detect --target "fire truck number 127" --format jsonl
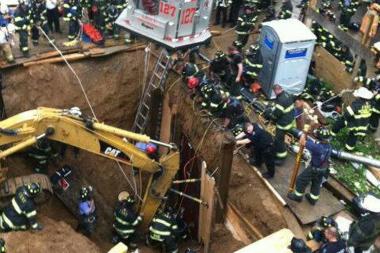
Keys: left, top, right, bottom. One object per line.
{"left": 159, "top": 2, "right": 176, "bottom": 16}
{"left": 181, "top": 8, "right": 196, "bottom": 24}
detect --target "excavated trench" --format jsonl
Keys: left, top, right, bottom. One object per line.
{"left": 0, "top": 44, "right": 289, "bottom": 252}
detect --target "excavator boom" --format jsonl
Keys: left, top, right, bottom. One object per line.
{"left": 0, "top": 107, "right": 180, "bottom": 228}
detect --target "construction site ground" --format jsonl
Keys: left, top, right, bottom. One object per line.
{"left": 0, "top": 10, "right": 378, "bottom": 252}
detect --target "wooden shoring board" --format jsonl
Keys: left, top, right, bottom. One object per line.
{"left": 225, "top": 204, "right": 253, "bottom": 245}
{"left": 314, "top": 46, "right": 354, "bottom": 91}
{"left": 0, "top": 173, "right": 53, "bottom": 198}
{"left": 234, "top": 228, "right": 294, "bottom": 253}
{"left": 258, "top": 156, "right": 344, "bottom": 225}
{"left": 198, "top": 161, "right": 215, "bottom": 253}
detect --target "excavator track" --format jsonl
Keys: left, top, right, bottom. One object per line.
{"left": 0, "top": 173, "right": 53, "bottom": 198}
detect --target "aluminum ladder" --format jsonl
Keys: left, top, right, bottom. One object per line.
{"left": 132, "top": 49, "right": 171, "bottom": 134}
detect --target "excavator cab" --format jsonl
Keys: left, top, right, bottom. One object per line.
{"left": 115, "top": 0, "right": 213, "bottom": 49}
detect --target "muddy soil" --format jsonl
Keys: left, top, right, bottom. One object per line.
{"left": 1, "top": 215, "right": 101, "bottom": 253}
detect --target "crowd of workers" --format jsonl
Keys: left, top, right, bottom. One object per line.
{"left": 0, "top": 0, "right": 128, "bottom": 61}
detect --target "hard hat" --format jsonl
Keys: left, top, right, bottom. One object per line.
{"left": 80, "top": 186, "right": 93, "bottom": 200}
{"left": 187, "top": 76, "right": 199, "bottom": 89}
{"left": 288, "top": 237, "right": 312, "bottom": 253}
{"left": 27, "top": 183, "right": 41, "bottom": 197}
{"left": 314, "top": 127, "right": 331, "bottom": 142}
{"left": 320, "top": 216, "right": 336, "bottom": 228}
{"left": 353, "top": 87, "right": 374, "bottom": 100}
{"left": 359, "top": 193, "right": 380, "bottom": 213}
{"left": 118, "top": 191, "right": 135, "bottom": 204}
{"left": 214, "top": 50, "right": 225, "bottom": 59}
{"left": 146, "top": 143, "right": 157, "bottom": 154}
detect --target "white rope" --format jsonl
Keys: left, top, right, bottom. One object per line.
{"left": 38, "top": 26, "right": 97, "bottom": 120}
{"left": 38, "top": 27, "right": 143, "bottom": 200}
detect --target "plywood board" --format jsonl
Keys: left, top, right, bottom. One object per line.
{"left": 234, "top": 229, "right": 294, "bottom": 253}
{"left": 198, "top": 162, "right": 215, "bottom": 253}
{"left": 259, "top": 155, "right": 344, "bottom": 225}
{"left": 314, "top": 46, "right": 353, "bottom": 92}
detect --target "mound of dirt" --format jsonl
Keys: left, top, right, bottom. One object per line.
{"left": 1, "top": 215, "right": 101, "bottom": 253}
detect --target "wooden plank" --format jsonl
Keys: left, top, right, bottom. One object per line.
{"left": 215, "top": 141, "right": 234, "bottom": 222}
{"left": 314, "top": 46, "right": 354, "bottom": 91}
{"left": 263, "top": 156, "right": 344, "bottom": 225}
{"left": 228, "top": 202, "right": 263, "bottom": 239}
{"left": 225, "top": 206, "right": 252, "bottom": 245}
{"left": 198, "top": 162, "right": 215, "bottom": 253}
{"left": 23, "top": 53, "right": 87, "bottom": 66}
{"left": 234, "top": 228, "right": 294, "bottom": 253}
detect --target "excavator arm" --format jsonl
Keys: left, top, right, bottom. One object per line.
{"left": 0, "top": 107, "right": 180, "bottom": 228}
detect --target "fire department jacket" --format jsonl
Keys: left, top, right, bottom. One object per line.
{"left": 113, "top": 204, "right": 142, "bottom": 238}
{"left": 344, "top": 98, "right": 372, "bottom": 134}
{"left": 1, "top": 186, "right": 38, "bottom": 230}
{"left": 14, "top": 5, "right": 31, "bottom": 31}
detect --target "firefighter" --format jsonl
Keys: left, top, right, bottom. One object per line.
{"left": 113, "top": 0, "right": 127, "bottom": 14}
{"left": 338, "top": 0, "right": 359, "bottom": 31}
{"left": 105, "top": 4, "right": 120, "bottom": 39}
{"left": 331, "top": 87, "right": 373, "bottom": 151}
{"left": 199, "top": 79, "right": 226, "bottom": 116}
{"left": 287, "top": 127, "right": 332, "bottom": 205}
{"left": 278, "top": 0, "right": 293, "bottom": 19}
{"left": 348, "top": 194, "right": 380, "bottom": 253}
{"left": 235, "top": 5, "right": 256, "bottom": 47}
{"left": 235, "top": 122, "right": 276, "bottom": 178}
{"left": 112, "top": 191, "right": 142, "bottom": 250}
{"left": 227, "top": 45, "right": 244, "bottom": 99}
{"left": 319, "top": 227, "right": 348, "bottom": 253}
{"left": 264, "top": 84, "right": 295, "bottom": 162}
{"left": 92, "top": 0, "right": 106, "bottom": 35}
{"left": 209, "top": 50, "right": 231, "bottom": 85}
{"left": 370, "top": 83, "right": 380, "bottom": 132}
{"left": 0, "top": 22, "right": 15, "bottom": 63}
{"left": 77, "top": 186, "right": 97, "bottom": 236}
{"left": 243, "top": 44, "right": 263, "bottom": 87}
{"left": 339, "top": 45, "right": 354, "bottom": 73}
{"left": 147, "top": 207, "right": 180, "bottom": 253}
{"left": 306, "top": 216, "right": 337, "bottom": 243}
{"left": 214, "top": 0, "right": 231, "bottom": 27}
{"left": 0, "top": 183, "right": 43, "bottom": 232}
{"left": 182, "top": 61, "right": 204, "bottom": 84}
{"left": 0, "top": 239, "right": 5, "bottom": 253}
{"left": 222, "top": 95, "right": 246, "bottom": 129}
{"left": 228, "top": 0, "right": 243, "bottom": 26}
{"left": 14, "top": 0, "right": 31, "bottom": 57}
{"left": 30, "top": 0, "right": 52, "bottom": 46}
{"left": 63, "top": 0, "right": 82, "bottom": 41}
{"left": 28, "top": 138, "right": 58, "bottom": 174}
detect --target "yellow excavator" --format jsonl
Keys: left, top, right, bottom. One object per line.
{"left": 0, "top": 107, "right": 180, "bottom": 228}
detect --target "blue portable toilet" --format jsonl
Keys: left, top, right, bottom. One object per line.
{"left": 258, "top": 19, "right": 316, "bottom": 98}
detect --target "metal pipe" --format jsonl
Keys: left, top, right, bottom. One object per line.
{"left": 289, "top": 128, "right": 380, "bottom": 169}
{"left": 169, "top": 188, "right": 208, "bottom": 206}
{"left": 172, "top": 178, "right": 201, "bottom": 184}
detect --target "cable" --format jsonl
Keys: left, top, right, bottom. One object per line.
{"left": 38, "top": 26, "right": 97, "bottom": 120}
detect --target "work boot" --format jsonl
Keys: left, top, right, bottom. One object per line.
{"left": 249, "top": 158, "right": 262, "bottom": 167}
{"left": 262, "top": 172, "right": 274, "bottom": 179}
{"left": 287, "top": 192, "right": 303, "bottom": 202}
{"left": 275, "top": 159, "right": 285, "bottom": 166}
{"left": 23, "top": 51, "right": 30, "bottom": 58}
{"left": 305, "top": 193, "right": 318, "bottom": 205}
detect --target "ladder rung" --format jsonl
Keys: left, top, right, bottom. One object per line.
{"left": 158, "top": 62, "right": 167, "bottom": 69}
{"left": 154, "top": 72, "right": 162, "bottom": 79}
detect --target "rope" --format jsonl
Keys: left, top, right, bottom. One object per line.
{"left": 38, "top": 27, "right": 142, "bottom": 199}
{"left": 38, "top": 27, "right": 97, "bottom": 120}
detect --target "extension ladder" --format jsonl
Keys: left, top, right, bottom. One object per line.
{"left": 132, "top": 49, "right": 171, "bottom": 134}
